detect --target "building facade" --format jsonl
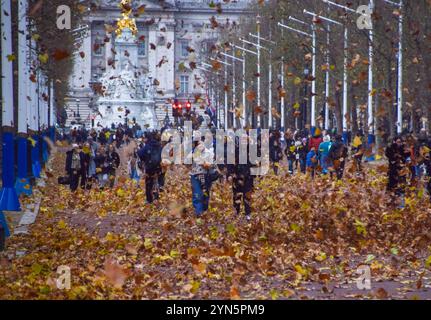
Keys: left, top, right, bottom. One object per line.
{"left": 65, "top": 0, "right": 252, "bottom": 128}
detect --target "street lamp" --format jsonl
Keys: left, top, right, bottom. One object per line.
{"left": 382, "top": 0, "right": 404, "bottom": 133}
{"left": 256, "top": 15, "right": 261, "bottom": 128}
{"left": 233, "top": 43, "right": 257, "bottom": 128}
{"left": 219, "top": 50, "right": 245, "bottom": 129}
{"left": 323, "top": 0, "right": 375, "bottom": 133}
{"left": 303, "top": 9, "right": 347, "bottom": 132}
{"left": 249, "top": 33, "right": 276, "bottom": 129}
{"left": 278, "top": 21, "right": 315, "bottom": 128}
{"left": 287, "top": 15, "right": 317, "bottom": 128}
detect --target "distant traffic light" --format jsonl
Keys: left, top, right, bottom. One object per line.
{"left": 172, "top": 99, "right": 183, "bottom": 118}
{"left": 185, "top": 100, "right": 191, "bottom": 112}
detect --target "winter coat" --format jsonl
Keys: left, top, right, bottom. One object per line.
{"left": 227, "top": 139, "right": 254, "bottom": 193}
{"left": 138, "top": 139, "right": 162, "bottom": 175}
{"left": 308, "top": 137, "right": 323, "bottom": 153}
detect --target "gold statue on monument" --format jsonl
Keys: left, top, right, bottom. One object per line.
{"left": 116, "top": 0, "right": 138, "bottom": 36}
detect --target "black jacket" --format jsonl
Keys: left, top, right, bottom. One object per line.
{"left": 138, "top": 139, "right": 162, "bottom": 174}
{"left": 227, "top": 138, "right": 254, "bottom": 193}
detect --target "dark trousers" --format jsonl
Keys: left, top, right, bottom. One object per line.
{"left": 145, "top": 173, "right": 159, "bottom": 203}
{"left": 191, "top": 175, "right": 210, "bottom": 216}
{"left": 332, "top": 160, "right": 345, "bottom": 179}
{"left": 233, "top": 190, "right": 252, "bottom": 216}
{"left": 80, "top": 170, "right": 87, "bottom": 188}
{"left": 158, "top": 172, "right": 166, "bottom": 190}
{"left": 354, "top": 156, "right": 363, "bottom": 172}
{"left": 272, "top": 162, "right": 279, "bottom": 175}
{"left": 70, "top": 171, "right": 80, "bottom": 191}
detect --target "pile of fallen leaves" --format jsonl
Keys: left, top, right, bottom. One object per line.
{"left": 1, "top": 150, "right": 431, "bottom": 300}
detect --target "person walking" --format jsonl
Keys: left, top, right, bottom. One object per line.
{"left": 227, "top": 133, "right": 255, "bottom": 221}
{"left": 385, "top": 137, "right": 410, "bottom": 199}
{"left": 187, "top": 139, "right": 214, "bottom": 217}
{"left": 106, "top": 144, "right": 120, "bottom": 188}
{"left": 80, "top": 142, "right": 91, "bottom": 189}
{"left": 306, "top": 146, "right": 318, "bottom": 179}
{"left": 328, "top": 135, "right": 348, "bottom": 179}
{"left": 94, "top": 146, "right": 109, "bottom": 188}
{"left": 138, "top": 132, "right": 162, "bottom": 203}
{"left": 352, "top": 132, "right": 365, "bottom": 175}
{"left": 65, "top": 144, "right": 82, "bottom": 191}
{"left": 269, "top": 130, "right": 283, "bottom": 175}
{"left": 318, "top": 135, "right": 332, "bottom": 175}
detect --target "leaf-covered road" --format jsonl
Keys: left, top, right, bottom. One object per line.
{"left": 1, "top": 149, "right": 431, "bottom": 299}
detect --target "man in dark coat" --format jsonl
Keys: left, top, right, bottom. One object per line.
{"left": 138, "top": 132, "right": 162, "bottom": 203}
{"left": 227, "top": 133, "right": 255, "bottom": 221}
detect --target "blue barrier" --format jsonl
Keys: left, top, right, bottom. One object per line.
{"left": 42, "top": 132, "right": 48, "bottom": 164}
{"left": 15, "top": 136, "right": 32, "bottom": 196}
{"left": 0, "top": 132, "right": 21, "bottom": 211}
{"left": 31, "top": 134, "right": 41, "bottom": 178}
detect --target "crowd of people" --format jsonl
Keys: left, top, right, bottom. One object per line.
{"left": 61, "top": 122, "right": 431, "bottom": 219}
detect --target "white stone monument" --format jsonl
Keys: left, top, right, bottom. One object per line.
{"left": 94, "top": 25, "right": 157, "bottom": 129}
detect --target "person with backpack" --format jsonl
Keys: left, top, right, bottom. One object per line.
{"left": 328, "top": 135, "right": 348, "bottom": 179}
{"left": 138, "top": 132, "right": 162, "bottom": 203}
